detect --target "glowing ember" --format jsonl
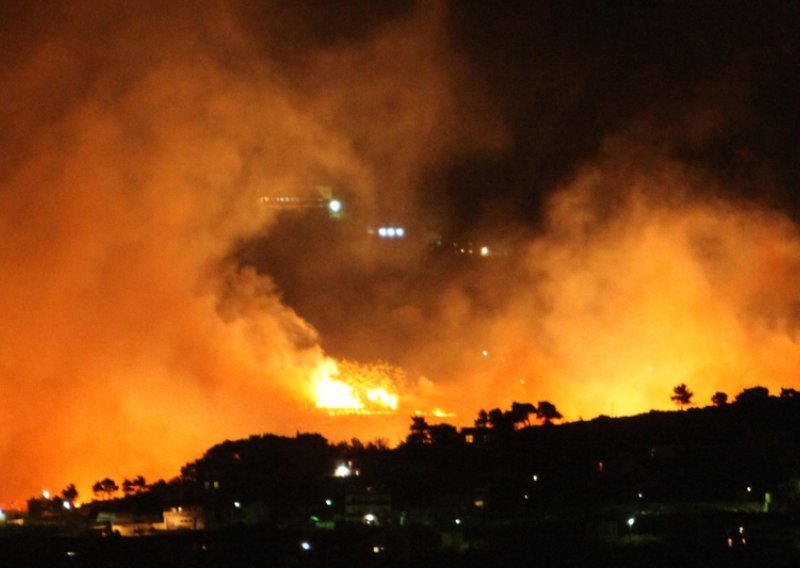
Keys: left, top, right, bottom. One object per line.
{"left": 431, "top": 408, "right": 455, "bottom": 418}
{"left": 311, "top": 359, "right": 401, "bottom": 414}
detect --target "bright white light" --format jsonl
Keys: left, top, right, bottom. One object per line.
{"left": 378, "top": 227, "right": 388, "bottom": 237}
{"left": 480, "top": 246, "right": 489, "bottom": 256}
{"left": 366, "top": 387, "right": 398, "bottom": 410}
{"left": 638, "top": 493, "right": 643, "bottom": 499}
{"left": 66, "top": 551, "right": 77, "bottom": 557}
{"left": 396, "top": 227, "right": 405, "bottom": 237}
{"left": 0, "top": 509, "right": 5, "bottom": 521}
{"left": 482, "top": 350, "right": 489, "bottom": 357}
{"left": 747, "top": 486, "right": 752, "bottom": 493}
{"left": 363, "top": 513, "right": 376, "bottom": 525}
{"left": 233, "top": 501, "right": 241, "bottom": 508}
{"left": 532, "top": 474, "right": 538, "bottom": 482}
{"left": 387, "top": 227, "right": 396, "bottom": 237}
{"left": 373, "top": 545, "right": 384, "bottom": 554}
{"left": 455, "top": 518, "right": 462, "bottom": 525}
{"left": 334, "top": 464, "right": 352, "bottom": 478}
{"left": 328, "top": 199, "right": 342, "bottom": 213}
{"left": 300, "top": 541, "right": 312, "bottom": 551}
{"left": 42, "top": 490, "right": 50, "bottom": 500}
{"left": 325, "top": 499, "right": 333, "bottom": 507}
{"left": 627, "top": 517, "right": 635, "bottom": 527}
{"left": 63, "top": 501, "right": 72, "bottom": 510}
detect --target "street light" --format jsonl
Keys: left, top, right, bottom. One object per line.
{"left": 334, "top": 463, "right": 352, "bottom": 478}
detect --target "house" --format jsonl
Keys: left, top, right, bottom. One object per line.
{"left": 163, "top": 506, "right": 205, "bottom": 531}
{"left": 96, "top": 511, "right": 163, "bottom": 536}
{"left": 344, "top": 486, "right": 391, "bottom": 524}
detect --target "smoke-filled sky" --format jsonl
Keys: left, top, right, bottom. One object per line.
{"left": 1, "top": 1, "right": 799, "bottom": 504}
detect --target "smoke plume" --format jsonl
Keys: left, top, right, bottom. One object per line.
{"left": 0, "top": 0, "right": 501, "bottom": 503}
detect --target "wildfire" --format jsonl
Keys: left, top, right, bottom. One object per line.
{"left": 311, "top": 359, "right": 401, "bottom": 414}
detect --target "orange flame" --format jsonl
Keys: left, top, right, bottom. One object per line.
{"left": 311, "top": 359, "right": 400, "bottom": 414}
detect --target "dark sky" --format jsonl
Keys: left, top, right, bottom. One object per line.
{"left": 438, "top": 1, "right": 800, "bottom": 231}
{"left": 217, "top": 1, "right": 800, "bottom": 236}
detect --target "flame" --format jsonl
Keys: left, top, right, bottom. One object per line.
{"left": 431, "top": 407, "right": 455, "bottom": 418}
{"left": 311, "top": 359, "right": 401, "bottom": 414}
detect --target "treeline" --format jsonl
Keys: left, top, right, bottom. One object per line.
{"left": 26, "top": 385, "right": 800, "bottom": 516}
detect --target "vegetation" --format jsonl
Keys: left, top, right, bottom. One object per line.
{"left": 711, "top": 391, "right": 728, "bottom": 407}
{"left": 22, "top": 385, "right": 800, "bottom": 535}
{"left": 671, "top": 383, "right": 693, "bottom": 410}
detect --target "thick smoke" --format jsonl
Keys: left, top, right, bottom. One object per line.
{"left": 0, "top": 1, "right": 502, "bottom": 504}
{"left": 3, "top": 1, "right": 798, "bottom": 505}
{"left": 252, "top": 39, "right": 800, "bottom": 435}
{"left": 422, "top": 136, "right": 800, "bottom": 422}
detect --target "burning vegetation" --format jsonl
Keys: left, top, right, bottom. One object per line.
{"left": 311, "top": 359, "right": 400, "bottom": 415}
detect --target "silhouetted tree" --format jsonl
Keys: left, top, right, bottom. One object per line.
{"left": 406, "top": 416, "right": 431, "bottom": 445}
{"left": 671, "top": 383, "right": 693, "bottom": 410}
{"left": 122, "top": 477, "right": 147, "bottom": 496}
{"left": 711, "top": 391, "right": 728, "bottom": 407}
{"left": 475, "top": 409, "right": 489, "bottom": 428}
{"left": 60, "top": 483, "right": 78, "bottom": 503}
{"left": 26, "top": 496, "right": 47, "bottom": 518}
{"left": 487, "top": 408, "right": 514, "bottom": 433}
{"left": 780, "top": 387, "right": 800, "bottom": 399}
{"left": 366, "top": 438, "right": 389, "bottom": 451}
{"left": 735, "top": 386, "right": 769, "bottom": 404}
{"left": 536, "top": 401, "right": 563, "bottom": 424}
{"left": 510, "top": 401, "right": 537, "bottom": 427}
{"left": 92, "top": 478, "right": 119, "bottom": 500}
{"left": 133, "top": 475, "right": 147, "bottom": 492}
{"left": 429, "top": 423, "right": 461, "bottom": 446}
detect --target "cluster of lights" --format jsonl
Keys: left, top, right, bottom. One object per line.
{"left": 333, "top": 462, "right": 360, "bottom": 478}
{"left": 260, "top": 196, "right": 303, "bottom": 204}
{"left": 257, "top": 196, "right": 344, "bottom": 217}
{"left": 453, "top": 244, "right": 491, "bottom": 256}
{"left": 377, "top": 226, "right": 405, "bottom": 238}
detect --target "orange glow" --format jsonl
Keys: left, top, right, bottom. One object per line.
{"left": 312, "top": 359, "right": 400, "bottom": 414}
{"left": 0, "top": 0, "right": 508, "bottom": 505}
{"left": 3, "top": 0, "right": 800, "bottom": 511}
